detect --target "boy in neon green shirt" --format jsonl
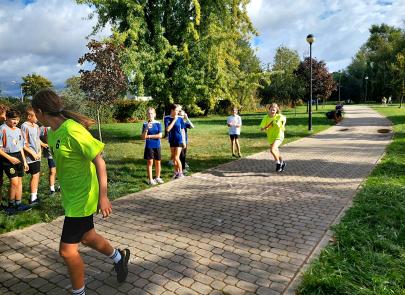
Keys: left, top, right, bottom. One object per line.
{"left": 32, "top": 89, "right": 130, "bottom": 295}
{"left": 260, "top": 103, "right": 287, "bottom": 172}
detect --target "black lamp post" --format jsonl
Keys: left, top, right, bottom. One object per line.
{"left": 365, "top": 76, "right": 369, "bottom": 103}
{"left": 306, "top": 34, "right": 315, "bottom": 131}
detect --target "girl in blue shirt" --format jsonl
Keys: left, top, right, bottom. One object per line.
{"left": 141, "top": 108, "right": 164, "bottom": 185}
{"left": 164, "top": 104, "right": 185, "bottom": 178}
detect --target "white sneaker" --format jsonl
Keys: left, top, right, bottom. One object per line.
{"left": 155, "top": 177, "right": 164, "bottom": 184}
{"left": 177, "top": 173, "right": 185, "bottom": 178}
{"left": 147, "top": 179, "right": 157, "bottom": 185}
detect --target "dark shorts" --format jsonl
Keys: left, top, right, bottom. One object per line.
{"left": 27, "top": 161, "right": 41, "bottom": 175}
{"left": 61, "top": 215, "right": 94, "bottom": 244}
{"left": 0, "top": 157, "right": 3, "bottom": 177}
{"left": 3, "top": 152, "right": 24, "bottom": 179}
{"left": 144, "top": 147, "right": 161, "bottom": 160}
{"left": 47, "top": 158, "right": 56, "bottom": 168}
{"left": 169, "top": 142, "right": 183, "bottom": 148}
{"left": 230, "top": 134, "right": 240, "bottom": 140}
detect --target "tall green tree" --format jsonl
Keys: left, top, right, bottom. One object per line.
{"left": 21, "top": 74, "right": 53, "bottom": 98}
{"left": 260, "top": 46, "right": 302, "bottom": 106}
{"left": 77, "top": 0, "right": 260, "bottom": 115}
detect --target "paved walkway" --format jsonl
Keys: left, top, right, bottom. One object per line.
{"left": 0, "top": 106, "right": 392, "bottom": 295}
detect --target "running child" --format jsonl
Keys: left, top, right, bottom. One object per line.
{"left": 32, "top": 89, "right": 130, "bottom": 295}
{"left": 227, "top": 107, "right": 242, "bottom": 157}
{"left": 0, "top": 109, "right": 31, "bottom": 215}
{"left": 40, "top": 126, "right": 59, "bottom": 194}
{"left": 164, "top": 104, "right": 185, "bottom": 178}
{"left": 21, "top": 107, "right": 42, "bottom": 205}
{"left": 141, "top": 107, "right": 164, "bottom": 185}
{"left": 0, "top": 104, "right": 8, "bottom": 209}
{"left": 178, "top": 109, "right": 194, "bottom": 173}
{"left": 260, "top": 103, "right": 287, "bottom": 172}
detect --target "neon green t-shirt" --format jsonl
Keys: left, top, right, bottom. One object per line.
{"left": 260, "top": 113, "right": 286, "bottom": 144}
{"left": 48, "top": 119, "right": 104, "bottom": 217}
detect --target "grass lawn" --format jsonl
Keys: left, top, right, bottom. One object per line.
{"left": 298, "top": 104, "right": 405, "bottom": 295}
{"left": 0, "top": 105, "right": 334, "bottom": 233}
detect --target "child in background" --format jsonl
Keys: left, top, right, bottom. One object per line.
{"left": 0, "top": 109, "right": 30, "bottom": 215}
{"left": 32, "top": 89, "right": 130, "bottom": 295}
{"left": 164, "top": 104, "right": 185, "bottom": 179}
{"left": 227, "top": 107, "right": 242, "bottom": 157}
{"left": 260, "top": 103, "right": 287, "bottom": 172}
{"left": 141, "top": 107, "right": 164, "bottom": 185}
{"left": 0, "top": 104, "right": 8, "bottom": 210}
{"left": 40, "top": 126, "right": 59, "bottom": 194}
{"left": 21, "top": 107, "right": 42, "bottom": 205}
{"left": 178, "top": 109, "right": 194, "bottom": 173}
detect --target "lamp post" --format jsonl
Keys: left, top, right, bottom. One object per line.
{"left": 365, "top": 76, "right": 369, "bottom": 103}
{"left": 306, "top": 34, "right": 315, "bottom": 131}
{"left": 11, "top": 81, "right": 23, "bottom": 102}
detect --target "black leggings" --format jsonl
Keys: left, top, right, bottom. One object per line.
{"left": 180, "top": 147, "right": 187, "bottom": 170}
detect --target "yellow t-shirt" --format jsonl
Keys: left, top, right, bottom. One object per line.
{"left": 260, "top": 114, "right": 286, "bottom": 144}
{"left": 48, "top": 119, "right": 104, "bottom": 217}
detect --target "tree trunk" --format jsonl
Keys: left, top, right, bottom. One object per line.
{"left": 97, "top": 107, "right": 103, "bottom": 142}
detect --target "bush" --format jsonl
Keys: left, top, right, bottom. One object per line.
{"left": 214, "top": 99, "right": 234, "bottom": 115}
{"left": 114, "top": 99, "right": 151, "bottom": 122}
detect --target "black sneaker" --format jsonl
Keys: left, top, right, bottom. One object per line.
{"left": 114, "top": 248, "right": 130, "bottom": 283}
{"left": 29, "top": 198, "right": 40, "bottom": 206}
{"left": 16, "top": 204, "right": 32, "bottom": 212}
{"left": 4, "top": 206, "right": 17, "bottom": 216}
{"left": 276, "top": 163, "right": 281, "bottom": 172}
{"left": 281, "top": 161, "right": 286, "bottom": 172}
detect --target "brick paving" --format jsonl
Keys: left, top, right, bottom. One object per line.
{"left": 0, "top": 106, "right": 392, "bottom": 294}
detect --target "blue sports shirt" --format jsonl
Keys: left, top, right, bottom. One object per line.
{"left": 142, "top": 121, "right": 162, "bottom": 149}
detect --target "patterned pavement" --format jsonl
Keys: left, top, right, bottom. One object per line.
{"left": 0, "top": 105, "right": 392, "bottom": 294}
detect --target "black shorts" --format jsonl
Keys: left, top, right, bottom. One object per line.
{"left": 230, "top": 134, "right": 240, "bottom": 140}
{"left": 27, "top": 161, "right": 41, "bottom": 174}
{"left": 144, "top": 147, "right": 161, "bottom": 160}
{"left": 3, "top": 152, "right": 24, "bottom": 179}
{"left": 169, "top": 142, "right": 183, "bottom": 148}
{"left": 61, "top": 215, "right": 94, "bottom": 244}
{"left": 0, "top": 157, "right": 3, "bottom": 177}
{"left": 47, "top": 158, "right": 56, "bottom": 168}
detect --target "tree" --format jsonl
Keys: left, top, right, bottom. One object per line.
{"left": 76, "top": 0, "right": 260, "bottom": 115}
{"left": 260, "top": 46, "right": 303, "bottom": 106}
{"left": 78, "top": 39, "right": 128, "bottom": 141}
{"left": 295, "top": 57, "right": 336, "bottom": 103}
{"left": 21, "top": 74, "right": 53, "bottom": 98}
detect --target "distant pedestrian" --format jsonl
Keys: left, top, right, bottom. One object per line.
{"left": 382, "top": 96, "right": 387, "bottom": 105}
{"left": 260, "top": 103, "right": 287, "bottom": 172}
{"left": 227, "top": 107, "right": 242, "bottom": 157}
{"left": 388, "top": 95, "right": 392, "bottom": 104}
{"left": 164, "top": 104, "right": 185, "bottom": 178}
{"left": 178, "top": 109, "right": 194, "bottom": 173}
{"left": 32, "top": 89, "right": 130, "bottom": 295}
{"left": 141, "top": 107, "right": 164, "bottom": 185}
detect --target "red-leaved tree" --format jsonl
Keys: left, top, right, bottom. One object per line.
{"left": 79, "top": 39, "right": 128, "bottom": 141}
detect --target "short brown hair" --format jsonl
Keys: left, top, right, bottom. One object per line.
{"left": 0, "top": 104, "right": 9, "bottom": 114}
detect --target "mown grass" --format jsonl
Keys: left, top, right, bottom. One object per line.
{"left": 298, "top": 104, "right": 405, "bottom": 295}
{"left": 0, "top": 105, "right": 335, "bottom": 233}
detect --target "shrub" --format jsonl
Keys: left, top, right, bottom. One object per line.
{"left": 114, "top": 99, "right": 150, "bottom": 122}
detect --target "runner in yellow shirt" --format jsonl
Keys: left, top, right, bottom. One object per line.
{"left": 32, "top": 89, "right": 130, "bottom": 295}
{"left": 260, "top": 103, "right": 287, "bottom": 172}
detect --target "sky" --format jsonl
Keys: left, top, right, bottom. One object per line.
{"left": 0, "top": 0, "right": 404, "bottom": 96}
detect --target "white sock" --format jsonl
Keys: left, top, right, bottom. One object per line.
{"left": 109, "top": 249, "right": 122, "bottom": 263}
{"left": 276, "top": 160, "right": 281, "bottom": 164}
{"left": 50, "top": 185, "right": 55, "bottom": 192}
{"left": 31, "top": 193, "right": 37, "bottom": 202}
{"left": 72, "top": 286, "right": 85, "bottom": 295}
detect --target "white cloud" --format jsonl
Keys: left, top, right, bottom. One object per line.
{"left": 247, "top": 0, "right": 405, "bottom": 72}
{"left": 0, "top": 0, "right": 110, "bottom": 96}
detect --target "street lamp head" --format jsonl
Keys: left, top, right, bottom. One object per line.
{"left": 306, "top": 34, "right": 315, "bottom": 44}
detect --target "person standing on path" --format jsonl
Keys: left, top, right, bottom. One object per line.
{"left": 141, "top": 107, "right": 164, "bottom": 185}
{"left": 260, "top": 103, "right": 287, "bottom": 172}
{"left": 0, "top": 104, "right": 8, "bottom": 209}
{"left": 164, "top": 104, "right": 185, "bottom": 178}
{"left": 227, "top": 107, "right": 242, "bottom": 157}
{"left": 32, "top": 89, "right": 130, "bottom": 295}
{"left": 178, "top": 109, "right": 194, "bottom": 173}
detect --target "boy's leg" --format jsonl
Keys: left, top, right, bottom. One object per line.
{"left": 230, "top": 138, "right": 235, "bottom": 155}
{"left": 174, "top": 147, "right": 182, "bottom": 173}
{"left": 59, "top": 242, "right": 85, "bottom": 290}
{"left": 49, "top": 167, "right": 57, "bottom": 192}
{"left": 155, "top": 160, "right": 161, "bottom": 178}
{"left": 235, "top": 138, "right": 241, "bottom": 157}
{"left": 146, "top": 160, "right": 153, "bottom": 181}
{"left": 30, "top": 173, "right": 40, "bottom": 202}
{"left": 9, "top": 177, "right": 19, "bottom": 202}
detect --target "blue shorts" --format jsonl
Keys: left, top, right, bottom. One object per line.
{"left": 47, "top": 158, "right": 56, "bottom": 168}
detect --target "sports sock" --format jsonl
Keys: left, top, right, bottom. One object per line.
{"left": 15, "top": 200, "right": 21, "bottom": 206}
{"left": 50, "top": 185, "right": 55, "bottom": 192}
{"left": 31, "top": 192, "right": 37, "bottom": 202}
{"left": 276, "top": 160, "right": 281, "bottom": 164}
{"left": 72, "top": 286, "right": 85, "bottom": 295}
{"left": 8, "top": 200, "right": 15, "bottom": 207}
{"left": 109, "top": 249, "right": 122, "bottom": 263}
